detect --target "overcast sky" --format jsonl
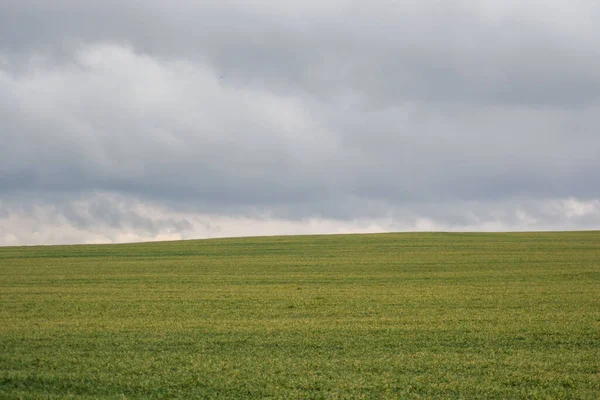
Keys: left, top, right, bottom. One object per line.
{"left": 1, "top": 1, "right": 600, "bottom": 245}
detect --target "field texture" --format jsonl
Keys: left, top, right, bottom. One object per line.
{"left": 1, "top": 232, "right": 599, "bottom": 399}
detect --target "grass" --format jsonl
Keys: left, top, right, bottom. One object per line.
{"left": 0, "top": 231, "right": 599, "bottom": 399}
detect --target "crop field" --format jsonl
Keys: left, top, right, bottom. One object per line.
{"left": 1, "top": 232, "right": 599, "bottom": 399}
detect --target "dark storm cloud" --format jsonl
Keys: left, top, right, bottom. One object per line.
{"left": 1, "top": 1, "right": 600, "bottom": 244}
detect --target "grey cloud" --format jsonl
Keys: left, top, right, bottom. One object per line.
{"left": 49, "top": 194, "right": 193, "bottom": 234}
{"left": 1, "top": 193, "right": 599, "bottom": 246}
{"left": 1, "top": 42, "right": 600, "bottom": 218}
{"left": 1, "top": 1, "right": 600, "bottom": 244}
{"left": 3, "top": 1, "right": 600, "bottom": 107}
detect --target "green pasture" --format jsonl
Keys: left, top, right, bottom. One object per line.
{"left": 1, "top": 232, "right": 599, "bottom": 398}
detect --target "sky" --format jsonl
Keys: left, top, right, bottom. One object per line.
{"left": 1, "top": 0, "right": 600, "bottom": 245}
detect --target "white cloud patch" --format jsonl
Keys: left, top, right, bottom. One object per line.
{"left": 546, "top": 197, "right": 600, "bottom": 219}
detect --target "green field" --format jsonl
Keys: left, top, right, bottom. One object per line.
{"left": 1, "top": 232, "right": 599, "bottom": 399}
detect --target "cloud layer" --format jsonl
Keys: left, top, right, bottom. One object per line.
{"left": 2, "top": 1, "right": 600, "bottom": 245}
